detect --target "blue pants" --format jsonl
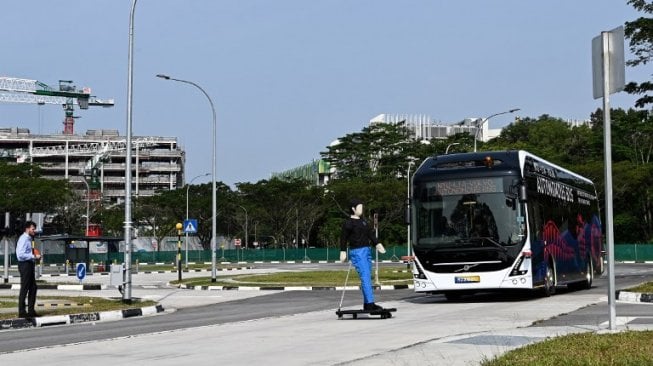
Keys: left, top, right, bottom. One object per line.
{"left": 350, "top": 246, "right": 374, "bottom": 304}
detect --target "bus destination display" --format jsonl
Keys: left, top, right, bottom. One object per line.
{"left": 433, "top": 178, "right": 503, "bottom": 196}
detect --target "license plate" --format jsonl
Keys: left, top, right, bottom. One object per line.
{"left": 455, "top": 276, "right": 480, "bottom": 284}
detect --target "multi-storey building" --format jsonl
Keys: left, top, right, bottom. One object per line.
{"left": 0, "top": 127, "right": 185, "bottom": 205}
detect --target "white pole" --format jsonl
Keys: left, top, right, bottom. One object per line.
{"left": 602, "top": 31, "right": 617, "bottom": 331}
{"left": 406, "top": 162, "right": 412, "bottom": 261}
{"left": 81, "top": 177, "right": 90, "bottom": 235}
{"left": 3, "top": 212, "right": 8, "bottom": 283}
{"left": 123, "top": 0, "right": 138, "bottom": 303}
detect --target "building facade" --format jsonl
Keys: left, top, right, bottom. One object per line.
{"left": 0, "top": 127, "right": 185, "bottom": 204}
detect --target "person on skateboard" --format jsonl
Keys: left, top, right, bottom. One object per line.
{"left": 340, "top": 198, "right": 386, "bottom": 312}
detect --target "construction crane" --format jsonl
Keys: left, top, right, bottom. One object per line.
{"left": 0, "top": 76, "right": 114, "bottom": 135}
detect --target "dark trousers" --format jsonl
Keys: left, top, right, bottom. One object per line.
{"left": 18, "top": 260, "right": 37, "bottom": 315}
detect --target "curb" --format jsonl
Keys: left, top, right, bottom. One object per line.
{"left": 616, "top": 291, "right": 653, "bottom": 303}
{"left": 0, "top": 266, "right": 255, "bottom": 279}
{"left": 175, "top": 283, "right": 414, "bottom": 291}
{"left": 0, "top": 304, "right": 164, "bottom": 331}
{"left": 0, "top": 284, "right": 105, "bottom": 290}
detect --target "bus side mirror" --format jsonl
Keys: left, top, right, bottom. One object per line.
{"left": 519, "top": 185, "right": 527, "bottom": 203}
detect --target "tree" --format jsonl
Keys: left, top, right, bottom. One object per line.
{"left": 0, "top": 161, "right": 71, "bottom": 234}
{"left": 624, "top": 0, "right": 653, "bottom": 108}
{"left": 321, "top": 122, "right": 414, "bottom": 180}
{"left": 321, "top": 177, "right": 406, "bottom": 246}
{"left": 237, "top": 178, "right": 319, "bottom": 247}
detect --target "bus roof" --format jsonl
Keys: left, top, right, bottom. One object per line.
{"left": 416, "top": 150, "right": 595, "bottom": 186}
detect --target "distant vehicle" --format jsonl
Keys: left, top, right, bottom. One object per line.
{"left": 410, "top": 150, "right": 604, "bottom": 300}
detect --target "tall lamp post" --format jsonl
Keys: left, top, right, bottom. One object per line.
{"left": 156, "top": 74, "right": 218, "bottom": 282}
{"left": 123, "top": 0, "right": 139, "bottom": 303}
{"left": 406, "top": 161, "right": 415, "bottom": 266}
{"left": 185, "top": 173, "right": 209, "bottom": 268}
{"left": 80, "top": 177, "right": 90, "bottom": 236}
{"left": 238, "top": 205, "right": 248, "bottom": 249}
{"left": 474, "top": 108, "right": 520, "bottom": 152}
{"left": 445, "top": 142, "right": 460, "bottom": 154}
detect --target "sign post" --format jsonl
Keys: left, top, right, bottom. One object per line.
{"left": 176, "top": 223, "right": 183, "bottom": 283}
{"left": 592, "top": 26, "right": 625, "bottom": 332}
{"left": 76, "top": 263, "right": 87, "bottom": 284}
{"left": 183, "top": 219, "right": 198, "bottom": 269}
{"left": 235, "top": 238, "right": 241, "bottom": 262}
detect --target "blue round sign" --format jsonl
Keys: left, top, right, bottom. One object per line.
{"left": 76, "top": 263, "right": 86, "bottom": 281}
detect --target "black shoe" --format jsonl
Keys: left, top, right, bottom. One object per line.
{"left": 18, "top": 313, "right": 29, "bottom": 319}
{"left": 363, "top": 303, "right": 384, "bottom": 312}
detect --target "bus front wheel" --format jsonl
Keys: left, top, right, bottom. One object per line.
{"left": 542, "top": 261, "right": 556, "bottom": 297}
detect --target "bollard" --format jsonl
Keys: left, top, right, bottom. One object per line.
{"left": 136, "top": 259, "right": 139, "bottom": 273}
{"left": 65, "top": 259, "right": 69, "bottom": 275}
{"left": 176, "top": 223, "right": 183, "bottom": 283}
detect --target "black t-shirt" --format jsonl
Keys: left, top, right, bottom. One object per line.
{"left": 340, "top": 217, "right": 378, "bottom": 251}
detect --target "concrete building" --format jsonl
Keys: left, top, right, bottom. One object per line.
{"left": 0, "top": 127, "right": 185, "bottom": 205}
{"left": 271, "top": 159, "right": 332, "bottom": 186}
{"left": 369, "top": 113, "right": 480, "bottom": 140}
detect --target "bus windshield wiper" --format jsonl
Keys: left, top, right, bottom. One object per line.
{"left": 469, "top": 236, "right": 508, "bottom": 252}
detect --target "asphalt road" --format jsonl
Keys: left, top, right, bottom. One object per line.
{"left": 0, "top": 262, "right": 651, "bottom": 364}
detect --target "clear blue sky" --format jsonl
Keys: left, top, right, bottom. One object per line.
{"left": 1, "top": 1, "right": 648, "bottom": 186}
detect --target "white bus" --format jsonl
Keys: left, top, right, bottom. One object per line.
{"left": 410, "top": 150, "right": 604, "bottom": 300}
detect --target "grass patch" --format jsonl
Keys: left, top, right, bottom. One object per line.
{"left": 0, "top": 296, "right": 157, "bottom": 320}
{"left": 137, "top": 264, "right": 240, "bottom": 272}
{"left": 625, "top": 281, "right": 653, "bottom": 293}
{"left": 173, "top": 267, "right": 413, "bottom": 287}
{"left": 482, "top": 331, "right": 653, "bottom": 366}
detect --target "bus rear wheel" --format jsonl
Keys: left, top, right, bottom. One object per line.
{"left": 570, "top": 259, "right": 593, "bottom": 291}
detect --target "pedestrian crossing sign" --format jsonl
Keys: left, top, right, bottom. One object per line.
{"left": 183, "top": 219, "right": 198, "bottom": 233}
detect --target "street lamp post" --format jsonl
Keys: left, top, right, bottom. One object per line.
{"left": 474, "top": 108, "right": 520, "bottom": 152}
{"left": 185, "top": 173, "right": 209, "bottom": 268}
{"left": 156, "top": 74, "right": 218, "bottom": 282}
{"left": 238, "top": 205, "right": 248, "bottom": 249}
{"left": 80, "top": 177, "right": 90, "bottom": 236}
{"left": 445, "top": 142, "right": 460, "bottom": 154}
{"left": 406, "top": 161, "right": 414, "bottom": 267}
{"left": 123, "top": 0, "right": 139, "bottom": 303}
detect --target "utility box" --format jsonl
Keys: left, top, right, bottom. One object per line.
{"left": 109, "top": 263, "right": 124, "bottom": 287}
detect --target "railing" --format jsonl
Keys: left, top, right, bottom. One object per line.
{"left": 2, "top": 244, "right": 652, "bottom": 268}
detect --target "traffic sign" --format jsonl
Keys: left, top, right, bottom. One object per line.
{"left": 76, "top": 263, "right": 86, "bottom": 281}
{"left": 183, "top": 219, "right": 198, "bottom": 233}
{"left": 235, "top": 238, "right": 241, "bottom": 246}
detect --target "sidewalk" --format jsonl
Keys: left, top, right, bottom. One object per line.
{"left": 0, "top": 292, "right": 651, "bottom": 365}
{"left": 2, "top": 270, "right": 653, "bottom": 365}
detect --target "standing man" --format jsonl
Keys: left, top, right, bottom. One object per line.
{"left": 16, "top": 220, "right": 40, "bottom": 318}
{"left": 340, "top": 198, "right": 386, "bottom": 311}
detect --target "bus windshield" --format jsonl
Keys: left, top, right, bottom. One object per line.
{"left": 414, "top": 177, "right": 526, "bottom": 249}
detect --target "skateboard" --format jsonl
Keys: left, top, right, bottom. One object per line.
{"left": 336, "top": 308, "right": 396, "bottom": 319}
